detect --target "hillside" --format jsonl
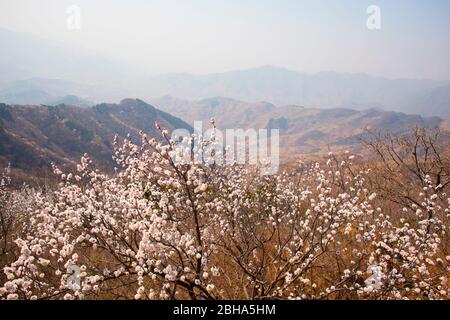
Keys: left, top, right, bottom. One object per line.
{"left": 151, "top": 96, "right": 445, "bottom": 157}
{"left": 0, "top": 99, "right": 191, "bottom": 173}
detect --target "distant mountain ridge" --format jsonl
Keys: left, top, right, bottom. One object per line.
{"left": 0, "top": 28, "right": 449, "bottom": 118}
{"left": 48, "top": 95, "right": 93, "bottom": 108}
{"left": 0, "top": 99, "right": 191, "bottom": 172}
{"left": 0, "top": 78, "right": 94, "bottom": 106}
{"left": 144, "top": 66, "right": 450, "bottom": 118}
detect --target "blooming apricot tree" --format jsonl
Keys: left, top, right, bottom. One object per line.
{"left": 0, "top": 126, "right": 448, "bottom": 300}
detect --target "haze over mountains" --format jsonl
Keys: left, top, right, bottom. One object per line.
{"left": 146, "top": 68, "right": 450, "bottom": 118}
{"left": 0, "top": 28, "right": 137, "bottom": 86}
{"left": 0, "top": 28, "right": 449, "bottom": 118}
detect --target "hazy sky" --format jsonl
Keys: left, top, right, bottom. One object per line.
{"left": 1, "top": 0, "right": 450, "bottom": 79}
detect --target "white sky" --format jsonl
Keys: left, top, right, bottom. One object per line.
{"left": 1, "top": 0, "right": 450, "bottom": 79}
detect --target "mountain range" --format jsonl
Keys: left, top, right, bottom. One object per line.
{"left": 1, "top": 97, "right": 446, "bottom": 178}
{"left": 0, "top": 28, "right": 449, "bottom": 118}
{"left": 0, "top": 27, "right": 449, "bottom": 178}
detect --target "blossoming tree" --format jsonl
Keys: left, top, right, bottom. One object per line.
{"left": 0, "top": 126, "right": 448, "bottom": 300}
